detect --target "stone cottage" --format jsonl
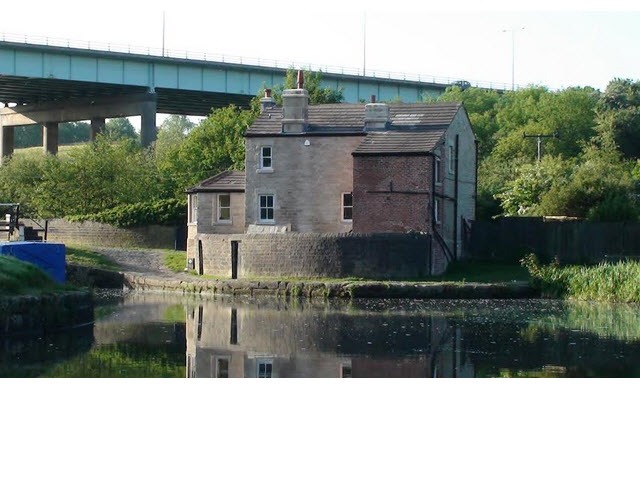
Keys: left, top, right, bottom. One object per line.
{"left": 187, "top": 74, "right": 476, "bottom": 278}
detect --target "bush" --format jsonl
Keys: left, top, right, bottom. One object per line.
{"left": 522, "top": 253, "right": 640, "bottom": 302}
{"left": 66, "top": 198, "right": 186, "bottom": 228}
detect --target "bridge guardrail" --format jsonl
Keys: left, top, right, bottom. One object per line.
{"left": 0, "top": 31, "right": 521, "bottom": 92}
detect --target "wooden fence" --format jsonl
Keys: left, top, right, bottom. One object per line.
{"left": 466, "top": 217, "right": 640, "bottom": 264}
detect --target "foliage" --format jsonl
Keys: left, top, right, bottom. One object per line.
{"left": 595, "top": 78, "right": 640, "bottom": 159}
{"left": 43, "top": 344, "right": 185, "bottom": 378}
{"left": 66, "top": 198, "right": 186, "bottom": 228}
{"left": 13, "top": 122, "right": 91, "bottom": 148}
{"left": 437, "top": 80, "right": 640, "bottom": 221}
{"left": 497, "top": 156, "right": 571, "bottom": 216}
{"left": 536, "top": 148, "right": 638, "bottom": 220}
{"left": 253, "top": 68, "right": 344, "bottom": 108}
{"left": 155, "top": 105, "right": 258, "bottom": 198}
{"left": 104, "top": 117, "right": 139, "bottom": 141}
{"left": 522, "top": 253, "right": 640, "bottom": 302}
{"left": 0, "top": 255, "right": 65, "bottom": 295}
{"left": 0, "top": 137, "right": 162, "bottom": 218}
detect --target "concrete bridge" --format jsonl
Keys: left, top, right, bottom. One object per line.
{"left": 0, "top": 36, "right": 491, "bottom": 157}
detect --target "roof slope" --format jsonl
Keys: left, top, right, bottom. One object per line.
{"left": 245, "top": 102, "right": 462, "bottom": 137}
{"left": 352, "top": 129, "right": 447, "bottom": 156}
{"left": 186, "top": 170, "right": 245, "bottom": 193}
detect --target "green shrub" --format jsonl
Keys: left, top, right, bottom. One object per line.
{"left": 522, "top": 253, "right": 640, "bottom": 302}
{"left": 66, "top": 198, "right": 186, "bottom": 228}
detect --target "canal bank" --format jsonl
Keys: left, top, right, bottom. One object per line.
{"left": 121, "top": 272, "right": 537, "bottom": 299}
{"left": 1, "top": 290, "right": 93, "bottom": 335}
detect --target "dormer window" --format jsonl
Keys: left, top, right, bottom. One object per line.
{"left": 259, "top": 146, "right": 273, "bottom": 171}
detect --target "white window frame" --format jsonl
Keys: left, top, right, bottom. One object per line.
{"left": 258, "top": 194, "right": 275, "bottom": 224}
{"left": 435, "top": 156, "right": 442, "bottom": 185}
{"left": 216, "top": 193, "right": 232, "bottom": 224}
{"left": 341, "top": 192, "right": 353, "bottom": 222}
{"left": 448, "top": 143, "right": 455, "bottom": 175}
{"left": 434, "top": 197, "right": 441, "bottom": 224}
{"left": 188, "top": 194, "right": 198, "bottom": 224}
{"left": 257, "top": 359, "right": 274, "bottom": 378}
{"left": 259, "top": 145, "right": 274, "bottom": 172}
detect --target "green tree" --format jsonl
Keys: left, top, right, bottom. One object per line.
{"left": 104, "top": 118, "right": 139, "bottom": 142}
{"left": 254, "top": 69, "right": 344, "bottom": 107}
{"left": 156, "top": 105, "right": 258, "bottom": 198}
{"left": 595, "top": 78, "right": 640, "bottom": 159}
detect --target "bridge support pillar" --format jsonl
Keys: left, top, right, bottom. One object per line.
{"left": 0, "top": 125, "right": 15, "bottom": 160}
{"left": 43, "top": 122, "right": 59, "bottom": 156}
{"left": 90, "top": 117, "right": 106, "bottom": 141}
{"left": 140, "top": 100, "right": 157, "bottom": 148}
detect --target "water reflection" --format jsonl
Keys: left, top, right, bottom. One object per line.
{"left": 4, "top": 293, "right": 640, "bottom": 378}
{"left": 186, "top": 300, "right": 476, "bottom": 378}
{"left": 185, "top": 298, "right": 640, "bottom": 378}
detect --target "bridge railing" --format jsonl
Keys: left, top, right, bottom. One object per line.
{"left": 0, "top": 31, "right": 521, "bottom": 91}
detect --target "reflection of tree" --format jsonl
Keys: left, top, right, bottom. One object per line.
{"left": 44, "top": 344, "right": 185, "bottom": 378}
{"left": 533, "top": 302, "right": 640, "bottom": 342}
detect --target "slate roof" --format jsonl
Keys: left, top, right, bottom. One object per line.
{"left": 186, "top": 170, "right": 245, "bottom": 193}
{"left": 246, "top": 102, "right": 461, "bottom": 135}
{"left": 352, "top": 129, "right": 448, "bottom": 156}
{"left": 245, "top": 102, "right": 462, "bottom": 155}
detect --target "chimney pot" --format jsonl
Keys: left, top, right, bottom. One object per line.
{"left": 259, "top": 88, "right": 276, "bottom": 112}
{"left": 296, "top": 70, "right": 304, "bottom": 89}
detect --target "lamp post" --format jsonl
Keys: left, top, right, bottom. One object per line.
{"left": 502, "top": 27, "right": 525, "bottom": 91}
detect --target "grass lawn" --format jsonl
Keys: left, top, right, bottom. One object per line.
{"left": 164, "top": 250, "right": 187, "bottom": 273}
{"left": 0, "top": 254, "right": 69, "bottom": 295}
{"left": 436, "top": 261, "right": 531, "bottom": 283}
{"left": 66, "top": 246, "right": 119, "bottom": 271}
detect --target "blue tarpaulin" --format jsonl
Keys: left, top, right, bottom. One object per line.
{"left": 0, "top": 242, "right": 66, "bottom": 283}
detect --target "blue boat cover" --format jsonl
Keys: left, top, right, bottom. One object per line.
{"left": 0, "top": 242, "right": 66, "bottom": 284}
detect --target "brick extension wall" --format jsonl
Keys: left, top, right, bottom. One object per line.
{"left": 24, "top": 219, "right": 178, "bottom": 249}
{"left": 188, "top": 232, "right": 432, "bottom": 279}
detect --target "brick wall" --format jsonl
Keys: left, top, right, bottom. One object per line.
{"left": 353, "top": 154, "right": 432, "bottom": 233}
{"left": 189, "top": 232, "right": 432, "bottom": 280}
{"left": 25, "top": 219, "right": 178, "bottom": 249}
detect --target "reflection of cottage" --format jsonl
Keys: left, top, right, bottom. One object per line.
{"left": 187, "top": 72, "right": 476, "bottom": 277}
{"left": 185, "top": 301, "right": 475, "bottom": 378}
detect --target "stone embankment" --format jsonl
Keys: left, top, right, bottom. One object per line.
{"left": 122, "top": 273, "right": 537, "bottom": 299}
{"left": 0, "top": 290, "right": 93, "bottom": 335}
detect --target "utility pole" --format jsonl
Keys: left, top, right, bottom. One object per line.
{"left": 522, "top": 132, "right": 559, "bottom": 161}
{"left": 162, "top": 11, "right": 166, "bottom": 57}
{"left": 362, "top": 12, "right": 367, "bottom": 76}
{"left": 501, "top": 27, "right": 524, "bottom": 91}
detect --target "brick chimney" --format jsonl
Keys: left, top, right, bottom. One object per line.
{"left": 281, "top": 70, "right": 309, "bottom": 133}
{"left": 260, "top": 88, "right": 276, "bottom": 112}
{"left": 364, "top": 94, "right": 390, "bottom": 131}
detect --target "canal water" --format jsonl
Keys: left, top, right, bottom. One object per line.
{"left": 3, "top": 291, "right": 640, "bottom": 378}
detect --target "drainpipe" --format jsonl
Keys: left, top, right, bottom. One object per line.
{"left": 474, "top": 139, "right": 479, "bottom": 219}
{"left": 431, "top": 154, "right": 437, "bottom": 275}
{"left": 453, "top": 134, "right": 459, "bottom": 259}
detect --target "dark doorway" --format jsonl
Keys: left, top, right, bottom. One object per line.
{"left": 197, "top": 240, "right": 204, "bottom": 275}
{"left": 231, "top": 241, "right": 239, "bottom": 279}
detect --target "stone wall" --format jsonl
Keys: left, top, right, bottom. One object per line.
{"left": 188, "top": 191, "right": 245, "bottom": 236}
{"left": 188, "top": 232, "right": 432, "bottom": 280}
{"left": 245, "top": 135, "right": 362, "bottom": 232}
{"left": 25, "top": 219, "right": 179, "bottom": 249}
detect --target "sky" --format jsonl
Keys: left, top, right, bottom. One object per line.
{"left": 1, "top": 0, "right": 639, "bottom": 127}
